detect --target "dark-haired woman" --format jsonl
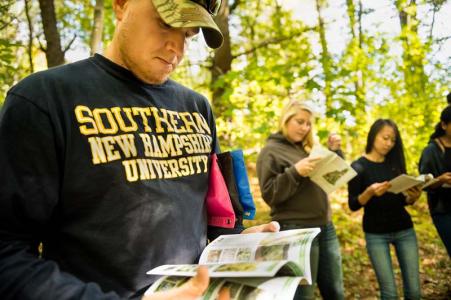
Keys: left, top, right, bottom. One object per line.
{"left": 419, "top": 105, "right": 451, "bottom": 257}
{"left": 348, "top": 119, "right": 422, "bottom": 300}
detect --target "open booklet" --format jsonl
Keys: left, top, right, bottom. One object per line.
{"left": 145, "top": 228, "right": 320, "bottom": 299}
{"left": 387, "top": 173, "right": 439, "bottom": 194}
{"left": 308, "top": 145, "right": 357, "bottom": 194}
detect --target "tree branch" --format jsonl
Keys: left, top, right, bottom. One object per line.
{"left": 24, "top": 0, "right": 34, "bottom": 73}
{"left": 435, "top": 35, "right": 450, "bottom": 43}
{"left": 63, "top": 34, "right": 77, "bottom": 53}
{"left": 38, "top": 37, "right": 47, "bottom": 52}
{"left": 232, "top": 27, "right": 314, "bottom": 59}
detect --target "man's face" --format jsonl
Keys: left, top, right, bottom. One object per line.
{"left": 114, "top": 0, "right": 199, "bottom": 84}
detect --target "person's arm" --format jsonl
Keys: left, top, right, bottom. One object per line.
{"left": 348, "top": 161, "right": 392, "bottom": 210}
{"left": 207, "top": 225, "right": 243, "bottom": 241}
{"left": 0, "top": 94, "right": 120, "bottom": 300}
{"left": 418, "top": 144, "right": 449, "bottom": 191}
{"left": 347, "top": 162, "right": 365, "bottom": 211}
{"left": 256, "top": 150, "right": 309, "bottom": 207}
{"left": 404, "top": 186, "right": 422, "bottom": 205}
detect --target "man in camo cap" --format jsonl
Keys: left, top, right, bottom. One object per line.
{"left": 105, "top": 0, "right": 224, "bottom": 85}
{"left": 0, "top": 0, "right": 279, "bottom": 299}
{"left": 152, "top": 0, "right": 223, "bottom": 49}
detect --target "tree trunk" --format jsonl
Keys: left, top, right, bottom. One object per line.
{"left": 315, "top": 0, "right": 333, "bottom": 115}
{"left": 211, "top": 1, "right": 233, "bottom": 112}
{"left": 210, "top": 1, "right": 233, "bottom": 145}
{"left": 395, "top": 0, "right": 427, "bottom": 99}
{"left": 24, "top": 0, "right": 34, "bottom": 73}
{"left": 38, "top": 0, "right": 64, "bottom": 67}
{"left": 90, "top": 0, "right": 105, "bottom": 56}
{"left": 346, "top": 0, "right": 365, "bottom": 114}
{"left": 394, "top": 0, "right": 432, "bottom": 144}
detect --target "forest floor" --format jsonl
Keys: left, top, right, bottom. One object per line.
{"left": 243, "top": 165, "right": 451, "bottom": 299}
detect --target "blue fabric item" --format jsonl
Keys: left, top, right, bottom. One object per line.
{"left": 230, "top": 149, "right": 256, "bottom": 219}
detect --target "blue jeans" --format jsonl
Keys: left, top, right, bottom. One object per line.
{"left": 365, "top": 228, "right": 421, "bottom": 300}
{"left": 431, "top": 212, "right": 451, "bottom": 257}
{"left": 280, "top": 222, "right": 344, "bottom": 300}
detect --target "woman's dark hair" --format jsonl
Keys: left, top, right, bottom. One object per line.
{"left": 430, "top": 105, "right": 451, "bottom": 139}
{"left": 365, "top": 119, "right": 406, "bottom": 174}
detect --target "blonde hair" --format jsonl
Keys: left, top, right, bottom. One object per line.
{"left": 278, "top": 100, "right": 315, "bottom": 153}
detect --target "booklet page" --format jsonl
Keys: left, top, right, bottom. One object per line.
{"left": 199, "top": 228, "right": 319, "bottom": 282}
{"left": 308, "top": 145, "right": 357, "bottom": 194}
{"left": 146, "top": 228, "right": 320, "bottom": 283}
{"left": 146, "top": 261, "right": 292, "bottom": 277}
{"left": 145, "top": 276, "right": 303, "bottom": 300}
{"left": 388, "top": 174, "right": 437, "bottom": 194}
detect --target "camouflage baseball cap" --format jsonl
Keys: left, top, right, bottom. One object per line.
{"left": 152, "top": 0, "right": 223, "bottom": 49}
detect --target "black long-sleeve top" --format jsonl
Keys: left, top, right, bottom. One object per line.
{"left": 348, "top": 156, "right": 413, "bottom": 234}
{"left": 419, "top": 140, "right": 451, "bottom": 215}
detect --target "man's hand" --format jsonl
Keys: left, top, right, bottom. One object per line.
{"left": 241, "top": 221, "right": 280, "bottom": 234}
{"left": 142, "top": 266, "right": 230, "bottom": 300}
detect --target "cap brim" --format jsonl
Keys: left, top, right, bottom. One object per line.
{"left": 152, "top": 0, "right": 224, "bottom": 49}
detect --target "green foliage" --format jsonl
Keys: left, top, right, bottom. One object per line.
{"left": 212, "top": 0, "right": 319, "bottom": 151}
{"left": 0, "top": 39, "right": 20, "bottom": 105}
{"left": 0, "top": 1, "right": 29, "bottom": 104}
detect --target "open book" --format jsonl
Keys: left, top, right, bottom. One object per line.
{"left": 387, "top": 173, "right": 439, "bottom": 194}
{"left": 145, "top": 228, "right": 320, "bottom": 299}
{"left": 308, "top": 145, "right": 357, "bottom": 194}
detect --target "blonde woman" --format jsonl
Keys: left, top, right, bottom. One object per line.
{"left": 257, "top": 101, "right": 344, "bottom": 300}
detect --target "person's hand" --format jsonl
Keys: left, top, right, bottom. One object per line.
{"left": 358, "top": 181, "right": 390, "bottom": 206}
{"left": 438, "top": 172, "right": 451, "bottom": 185}
{"left": 241, "top": 221, "right": 280, "bottom": 234}
{"left": 405, "top": 185, "right": 422, "bottom": 204}
{"left": 142, "top": 266, "right": 230, "bottom": 300}
{"left": 327, "top": 133, "right": 342, "bottom": 151}
{"left": 367, "top": 181, "right": 391, "bottom": 197}
{"left": 294, "top": 156, "right": 322, "bottom": 177}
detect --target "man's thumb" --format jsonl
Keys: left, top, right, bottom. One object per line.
{"left": 186, "top": 266, "right": 210, "bottom": 295}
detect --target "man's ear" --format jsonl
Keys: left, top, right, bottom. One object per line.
{"left": 112, "top": 0, "right": 129, "bottom": 21}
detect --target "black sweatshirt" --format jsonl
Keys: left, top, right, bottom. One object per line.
{"left": 0, "top": 54, "right": 224, "bottom": 299}
{"left": 348, "top": 156, "right": 413, "bottom": 234}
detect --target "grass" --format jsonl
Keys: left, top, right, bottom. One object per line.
{"left": 243, "top": 165, "right": 450, "bottom": 299}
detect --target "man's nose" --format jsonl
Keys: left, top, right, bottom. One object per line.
{"left": 166, "top": 29, "right": 186, "bottom": 56}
